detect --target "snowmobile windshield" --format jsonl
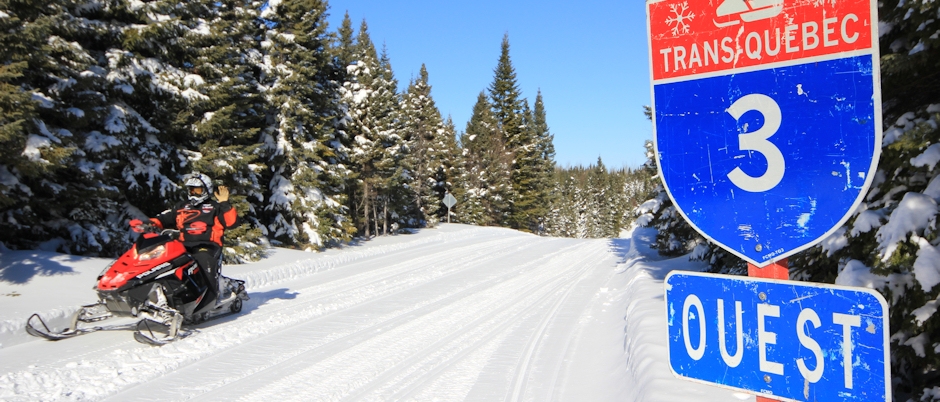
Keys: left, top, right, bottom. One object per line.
{"left": 136, "top": 233, "right": 173, "bottom": 254}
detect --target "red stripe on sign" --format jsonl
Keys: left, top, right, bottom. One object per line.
{"left": 648, "top": 0, "right": 873, "bottom": 81}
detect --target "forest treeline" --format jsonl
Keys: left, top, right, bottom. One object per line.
{"left": 0, "top": 0, "right": 652, "bottom": 261}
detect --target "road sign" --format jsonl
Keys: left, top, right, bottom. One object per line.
{"left": 664, "top": 271, "right": 890, "bottom": 401}
{"left": 443, "top": 193, "right": 457, "bottom": 209}
{"left": 647, "top": 0, "right": 882, "bottom": 267}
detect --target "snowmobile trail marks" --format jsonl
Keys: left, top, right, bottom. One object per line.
{"left": 92, "top": 231, "right": 530, "bottom": 401}
{"left": 4, "top": 227, "right": 623, "bottom": 402}
{"left": 229, "top": 239, "right": 613, "bottom": 401}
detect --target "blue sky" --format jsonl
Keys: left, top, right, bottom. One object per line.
{"left": 325, "top": 0, "right": 652, "bottom": 169}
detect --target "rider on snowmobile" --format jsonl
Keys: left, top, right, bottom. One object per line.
{"left": 130, "top": 173, "right": 240, "bottom": 306}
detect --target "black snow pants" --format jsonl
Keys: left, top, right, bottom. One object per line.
{"left": 187, "top": 243, "right": 222, "bottom": 301}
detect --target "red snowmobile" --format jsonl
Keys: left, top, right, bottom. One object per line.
{"left": 26, "top": 225, "right": 249, "bottom": 345}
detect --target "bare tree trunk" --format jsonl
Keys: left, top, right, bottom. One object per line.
{"left": 363, "top": 183, "right": 371, "bottom": 238}
{"left": 372, "top": 196, "right": 379, "bottom": 238}
{"left": 383, "top": 199, "right": 389, "bottom": 235}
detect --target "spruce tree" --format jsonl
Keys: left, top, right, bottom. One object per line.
{"left": 458, "top": 92, "right": 512, "bottom": 226}
{"left": 258, "top": 0, "right": 353, "bottom": 249}
{"left": 530, "top": 90, "right": 556, "bottom": 233}
{"left": 402, "top": 65, "right": 454, "bottom": 226}
{"left": 488, "top": 34, "right": 524, "bottom": 227}
{"left": 341, "top": 20, "right": 408, "bottom": 237}
{"left": 178, "top": 0, "right": 269, "bottom": 262}
{"left": 372, "top": 45, "right": 414, "bottom": 234}
{"left": 486, "top": 34, "right": 552, "bottom": 232}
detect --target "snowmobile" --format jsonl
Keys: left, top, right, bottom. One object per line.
{"left": 26, "top": 224, "right": 249, "bottom": 346}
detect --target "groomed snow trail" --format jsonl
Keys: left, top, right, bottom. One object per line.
{"left": 0, "top": 225, "right": 628, "bottom": 401}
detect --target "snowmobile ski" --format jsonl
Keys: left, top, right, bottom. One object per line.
{"left": 26, "top": 310, "right": 137, "bottom": 341}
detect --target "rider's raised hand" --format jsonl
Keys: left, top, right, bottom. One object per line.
{"left": 215, "top": 186, "right": 229, "bottom": 202}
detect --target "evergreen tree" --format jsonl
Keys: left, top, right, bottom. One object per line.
{"left": 180, "top": 0, "right": 269, "bottom": 262}
{"left": 457, "top": 92, "right": 512, "bottom": 226}
{"left": 402, "top": 65, "right": 454, "bottom": 226}
{"left": 372, "top": 45, "right": 415, "bottom": 234}
{"left": 486, "top": 34, "right": 552, "bottom": 232}
{"left": 258, "top": 0, "right": 353, "bottom": 249}
{"left": 530, "top": 90, "right": 556, "bottom": 234}
{"left": 334, "top": 11, "right": 355, "bottom": 73}
{"left": 341, "top": 21, "right": 409, "bottom": 237}
{"left": 487, "top": 34, "right": 524, "bottom": 228}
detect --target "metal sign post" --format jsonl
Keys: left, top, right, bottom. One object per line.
{"left": 442, "top": 192, "right": 457, "bottom": 223}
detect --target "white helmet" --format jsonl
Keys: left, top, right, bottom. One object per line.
{"left": 184, "top": 172, "right": 213, "bottom": 205}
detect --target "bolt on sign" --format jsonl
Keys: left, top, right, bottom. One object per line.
{"left": 646, "top": 0, "right": 882, "bottom": 267}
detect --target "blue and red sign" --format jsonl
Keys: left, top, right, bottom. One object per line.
{"left": 647, "top": 0, "right": 882, "bottom": 266}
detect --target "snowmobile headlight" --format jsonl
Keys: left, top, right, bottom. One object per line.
{"left": 138, "top": 244, "right": 167, "bottom": 261}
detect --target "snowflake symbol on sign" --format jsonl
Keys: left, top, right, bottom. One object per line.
{"left": 665, "top": 2, "right": 695, "bottom": 36}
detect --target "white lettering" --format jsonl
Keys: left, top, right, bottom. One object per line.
{"left": 657, "top": 13, "right": 865, "bottom": 75}
{"left": 842, "top": 14, "right": 859, "bottom": 44}
{"left": 660, "top": 48, "right": 672, "bottom": 72}
{"left": 704, "top": 40, "right": 720, "bottom": 66}
{"left": 746, "top": 31, "right": 762, "bottom": 60}
{"left": 797, "top": 308, "right": 824, "bottom": 383}
{"left": 674, "top": 46, "right": 688, "bottom": 72}
{"left": 764, "top": 28, "right": 781, "bottom": 56}
{"left": 802, "top": 21, "right": 819, "bottom": 50}
{"left": 823, "top": 14, "right": 838, "bottom": 47}
{"left": 721, "top": 37, "right": 735, "bottom": 63}
{"left": 833, "top": 313, "right": 862, "bottom": 389}
{"left": 758, "top": 303, "right": 784, "bottom": 375}
{"left": 689, "top": 43, "right": 703, "bottom": 68}
{"left": 683, "top": 295, "right": 707, "bottom": 360}
{"left": 718, "top": 299, "right": 744, "bottom": 367}
{"left": 785, "top": 25, "right": 800, "bottom": 53}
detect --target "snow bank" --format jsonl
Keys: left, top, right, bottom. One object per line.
{"left": 615, "top": 228, "right": 744, "bottom": 402}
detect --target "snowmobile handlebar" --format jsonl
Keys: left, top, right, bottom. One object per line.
{"left": 132, "top": 223, "right": 181, "bottom": 239}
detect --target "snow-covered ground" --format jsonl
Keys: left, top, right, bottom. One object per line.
{"left": 0, "top": 224, "right": 751, "bottom": 401}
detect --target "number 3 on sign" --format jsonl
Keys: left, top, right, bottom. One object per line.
{"left": 727, "top": 94, "right": 784, "bottom": 192}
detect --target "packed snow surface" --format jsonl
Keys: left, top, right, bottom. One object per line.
{"left": 0, "top": 224, "right": 746, "bottom": 401}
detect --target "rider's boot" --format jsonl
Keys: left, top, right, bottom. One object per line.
{"left": 215, "top": 276, "right": 237, "bottom": 306}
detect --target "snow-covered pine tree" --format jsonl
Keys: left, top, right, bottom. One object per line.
{"left": 544, "top": 168, "right": 581, "bottom": 238}
{"left": 341, "top": 20, "right": 409, "bottom": 237}
{"left": 258, "top": 0, "right": 353, "bottom": 250}
{"left": 0, "top": 0, "right": 199, "bottom": 255}
{"left": 178, "top": 0, "right": 269, "bottom": 262}
{"left": 401, "top": 65, "right": 453, "bottom": 226}
{"left": 487, "top": 34, "right": 533, "bottom": 231}
{"left": 334, "top": 11, "right": 355, "bottom": 75}
{"left": 457, "top": 92, "right": 512, "bottom": 226}
{"left": 340, "top": 19, "right": 380, "bottom": 237}
{"left": 585, "top": 157, "right": 615, "bottom": 238}
{"left": 0, "top": 0, "right": 87, "bottom": 253}
{"left": 372, "top": 45, "right": 416, "bottom": 233}
{"left": 530, "top": 90, "right": 556, "bottom": 234}
{"left": 101, "top": 0, "right": 203, "bottom": 215}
